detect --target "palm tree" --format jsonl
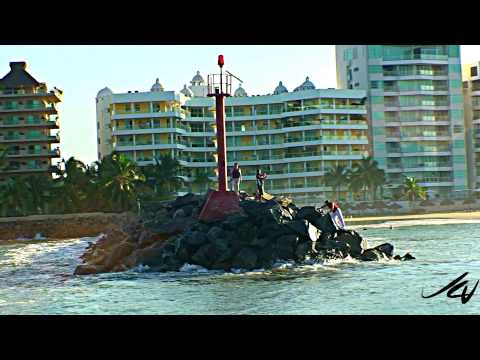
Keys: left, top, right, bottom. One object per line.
{"left": 0, "top": 176, "right": 34, "bottom": 216}
{"left": 324, "top": 165, "right": 349, "bottom": 201}
{"left": 402, "top": 176, "right": 427, "bottom": 203}
{"left": 53, "top": 157, "right": 92, "bottom": 213}
{"left": 192, "top": 169, "right": 213, "bottom": 194}
{"left": 24, "top": 174, "right": 55, "bottom": 215}
{"left": 143, "top": 155, "right": 182, "bottom": 195}
{"left": 349, "top": 156, "right": 385, "bottom": 201}
{"left": 96, "top": 153, "right": 145, "bottom": 212}
{"left": 0, "top": 146, "right": 8, "bottom": 172}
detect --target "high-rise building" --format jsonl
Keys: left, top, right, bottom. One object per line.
{"left": 336, "top": 45, "right": 467, "bottom": 198}
{"left": 0, "top": 62, "right": 61, "bottom": 177}
{"left": 462, "top": 61, "right": 480, "bottom": 190}
{"left": 96, "top": 72, "right": 369, "bottom": 200}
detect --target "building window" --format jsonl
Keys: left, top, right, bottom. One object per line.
{"left": 134, "top": 104, "right": 141, "bottom": 112}
{"left": 353, "top": 67, "right": 359, "bottom": 72}
{"left": 454, "top": 125, "right": 464, "bottom": 133}
{"left": 98, "top": 138, "right": 101, "bottom": 144}
{"left": 354, "top": 82, "right": 360, "bottom": 87}
{"left": 471, "top": 67, "right": 478, "bottom": 77}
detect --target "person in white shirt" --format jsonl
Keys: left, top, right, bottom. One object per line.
{"left": 323, "top": 200, "right": 346, "bottom": 230}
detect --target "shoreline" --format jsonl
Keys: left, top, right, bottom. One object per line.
{"left": 348, "top": 210, "right": 480, "bottom": 224}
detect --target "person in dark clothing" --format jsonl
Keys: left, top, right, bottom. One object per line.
{"left": 256, "top": 168, "right": 267, "bottom": 199}
{"left": 230, "top": 162, "right": 242, "bottom": 194}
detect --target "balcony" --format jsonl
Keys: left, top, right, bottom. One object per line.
{"left": 0, "top": 88, "right": 63, "bottom": 101}
{"left": 2, "top": 164, "right": 56, "bottom": 174}
{"left": 6, "top": 148, "right": 60, "bottom": 158}
{"left": 0, "top": 118, "right": 59, "bottom": 129}
{"left": 383, "top": 70, "right": 448, "bottom": 77}
{"left": 0, "top": 104, "right": 57, "bottom": 113}
{"left": 0, "top": 133, "right": 59, "bottom": 143}
{"left": 383, "top": 53, "right": 449, "bottom": 62}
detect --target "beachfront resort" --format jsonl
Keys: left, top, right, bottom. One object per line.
{"left": 2, "top": 45, "right": 480, "bottom": 215}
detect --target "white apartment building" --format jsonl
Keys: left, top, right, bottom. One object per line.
{"left": 96, "top": 72, "right": 369, "bottom": 199}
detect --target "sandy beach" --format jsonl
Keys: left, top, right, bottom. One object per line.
{"left": 349, "top": 210, "right": 480, "bottom": 223}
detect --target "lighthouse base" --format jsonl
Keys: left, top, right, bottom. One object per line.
{"left": 198, "top": 190, "right": 243, "bottom": 222}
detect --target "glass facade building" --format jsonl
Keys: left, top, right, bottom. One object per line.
{"left": 336, "top": 45, "right": 467, "bottom": 198}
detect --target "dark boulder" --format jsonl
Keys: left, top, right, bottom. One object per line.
{"left": 251, "top": 236, "right": 270, "bottom": 248}
{"left": 295, "top": 206, "right": 317, "bottom": 221}
{"left": 295, "top": 241, "right": 314, "bottom": 262}
{"left": 74, "top": 264, "right": 104, "bottom": 275}
{"left": 232, "top": 247, "right": 258, "bottom": 270}
{"left": 136, "top": 242, "right": 168, "bottom": 267}
{"left": 138, "top": 230, "right": 156, "bottom": 248}
{"left": 258, "top": 223, "right": 290, "bottom": 240}
{"left": 401, "top": 253, "right": 415, "bottom": 261}
{"left": 149, "top": 217, "right": 196, "bottom": 236}
{"left": 236, "top": 222, "right": 258, "bottom": 244}
{"left": 360, "top": 249, "right": 389, "bottom": 262}
{"left": 170, "top": 193, "right": 200, "bottom": 209}
{"left": 191, "top": 244, "right": 217, "bottom": 268}
{"left": 172, "top": 208, "right": 186, "bottom": 219}
{"left": 277, "top": 234, "right": 300, "bottom": 248}
{"left": 207, "top": 226, "right": 226, "bottom": 243}
{"left": 257, "top": 244, "right": 275, "bottom": 266}
{"left": 275, "top": 234, "right": 299, "bottom": 260}
{"left": 315, "top": 238, "right": 350, "bottom": 254}
{"left": 183, "top": 231, "right": 209, "bottom": 248}
{"left": 104, "top": 242, "right": 135, "bottom": 270}
{"left": 211, "top": 236, "right": 230, "bottom": 253}
{"left": 284, "top": 220, "right": 319, "bottom": 242}
{"left": 240, "top": 199, "right": 278, "bottom": 218}
{"left": 336, "top": 230, "right": 368, "bottom": 257}
{"left": 221, "top": 213, "right": 250, "bottom": 230}
{"left": 182, "top": 205, "right": 194, "bottom": 217}
{"left": 295, "top": 206, "right": 338, "bottom": 233}
{"left": 373, "top": 243, "right": 394, "bottom": 257}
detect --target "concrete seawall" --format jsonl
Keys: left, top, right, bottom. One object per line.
{"left": 0, "top": 212, "right": 138, "bottom": 241}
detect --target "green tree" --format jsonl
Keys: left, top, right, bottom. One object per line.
{"left": 143, "top": 155, "right": 182, "bottom": 195}
{"left": 0, "top": 146, "right": 8, "bottom": 172}
{"left": 0, "top": 176, "right": 33, "bottom": 216}
{"left": 324, "top": 165, "right": 350, "bottom": 201}
{"left": 96, "top": 153, "right": 145, "bottom": 212}
{"left": 348, "top": 156, "right": 385, "bottom": 201}
{"left": 402, "top": 176, "right": 427, "bottom": 203}
{"left": 24, "top": 174, "right": 55, "bottom": 215}
{"left": 192, "top": 169, "right": 213, "bottom": 194}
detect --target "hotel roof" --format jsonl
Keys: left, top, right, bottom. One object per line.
{"left": 0, "top": 62, "right": 41, "bottom": 88}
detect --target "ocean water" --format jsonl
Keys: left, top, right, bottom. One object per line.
{"left": 1, "top": 219, "right": 480, "bottom": 315}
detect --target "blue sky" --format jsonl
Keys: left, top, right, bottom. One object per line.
{"left": 1, "top": 45, "right": 480, "bottom": 165}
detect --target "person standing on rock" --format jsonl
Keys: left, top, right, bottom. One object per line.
{"left": 323, "top": 200, "right": 346, "bottom": 230}
{"left": 230, "top": 162, "right": 242, "bottom": 194}
{"left": 256, "top": 168, "right": 267, "bottom": 200}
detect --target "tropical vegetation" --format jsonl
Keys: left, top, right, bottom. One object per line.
{"left": 324, "top": 157, "right": 386, "bottom": 201}
{"left": 0, "top": 153, "right": 184, "bottom": 217}
{"left": 401, "top": 176, "right": 427, "bottom": 202}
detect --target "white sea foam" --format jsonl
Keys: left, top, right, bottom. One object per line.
{"left": 130, "top": 264, "right": 151, "bottom": 273}
{"left": 179, "top": 263, "right": 209, "bottom": 273}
